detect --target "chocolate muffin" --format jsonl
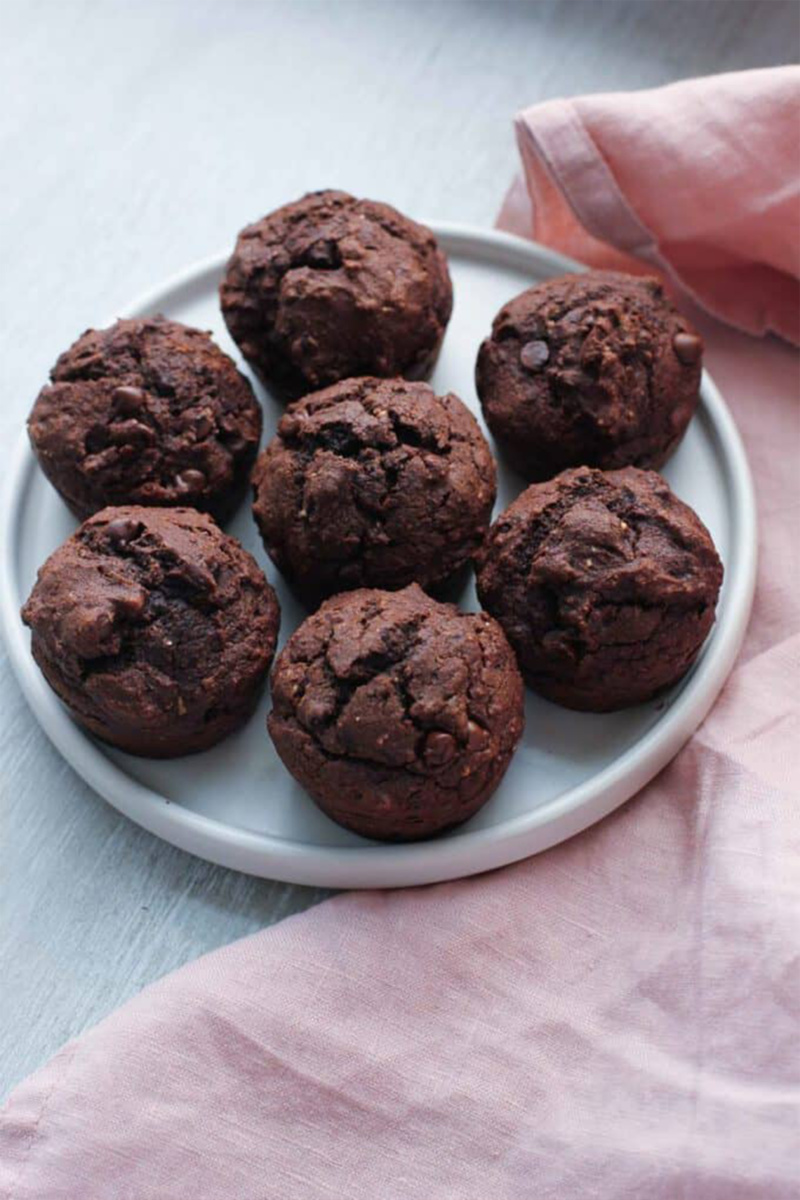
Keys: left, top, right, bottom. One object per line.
{"left": 475, "top": 271, "right": 703, "bottom": 480}
{"left": 28, "top": 317, "right": 262, "bottom": 523}
{"left": 22, "top": 507, "right": 280, "bottom": 757}
{"left": 252, "top": 377, "right": 496, "bottom": 607}
{"left": 268, "top": 584, "right": 525, "bottom": 841}
{"left": 220, "top": 190, "right": 453, "bottom": 398}
{"left": 476, "top": 467, "right": 723, "bottom": 711}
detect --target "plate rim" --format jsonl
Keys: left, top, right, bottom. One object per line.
{"left": 0, "top": 223, "right": 758, "bottom": 889}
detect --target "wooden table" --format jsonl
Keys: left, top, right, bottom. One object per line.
{"left": 1, "top": 0, "right": 795, "bottom": 1100}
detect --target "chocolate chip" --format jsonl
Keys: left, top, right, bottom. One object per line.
{"left": 466, "top": 719, "right": 490, "bottom": 752}
{"left": 673, "top": 332, "right": 702, "bottom": 365}
{"left": 163, "top": 560, "right": 215, "bottom": 599}
{"left": 179, "top": 562, "right": 214, "bottom": 591}
{"left": 111, "top": 385, "right": 146, "bottom": 414}
{"left": 279, "top": 414, "right": 302, "bottom": 440}
{"left": 109, "top": 419, "right": 154, "bottom": 445}
{"left": 193, "top": 413, "right": 214, "bottom": 439}
{"left": 519, "top": 340, "right": 550, "bottom": 371}
{"left": 423, "top": 730, "right": 458, "bottom": 767}
{"left": 112, "top": 588, "right": 147, "bottom": 619}
{"left": 105, "top": 517, "right": 143, "bottom": 545}
{"left": 175, "top": 469, "right": 207, "bottom": 494}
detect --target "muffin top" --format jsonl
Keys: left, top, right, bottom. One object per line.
{"left": 252, "top": 376, "right": 496, "bottom": 606}
{"left": 28, "top": 317, "right": 262, "bottom": 523}
{"left": 476, "top": 271, "right": 702, "bottom": 480}
{"left": 476, "top": 466, "right": 723, "bottom": 711}
{"left": 268, "top": 584, "right": 524, "bottom": 840}
{"left": 220, "top": 190, "right": 453, "bottom": 397}
{"left": 22, "top": 506, "right": 280, "bottom": 756}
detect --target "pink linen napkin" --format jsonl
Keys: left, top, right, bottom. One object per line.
{"left": 500, "top": 66, "right": 800, "bottom": 343}
{"left": 2, "top": 69, "right": 799, "bottom": 1200}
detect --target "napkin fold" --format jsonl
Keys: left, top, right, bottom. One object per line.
{"left": 500, "top": 66, "right": 800, "bottom": 343}
{"left": 2, "top": 68, "right": 799, "bottom": 1200}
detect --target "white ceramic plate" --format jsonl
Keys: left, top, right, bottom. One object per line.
{"left": 0, "top": 225, "right": 756, "bottom": 888}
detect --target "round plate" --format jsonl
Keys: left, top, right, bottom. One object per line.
{"left": 0, "top": 225, "right": 756, "bottom": 888}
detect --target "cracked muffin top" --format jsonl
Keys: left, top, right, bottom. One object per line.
{"left": 22, "top": 506, "right": 280, "bottom": 757}
{"left": 220, "top": 190, "right": 453, "bottom": 398}
{"left": 476, "top": 466, "right": 723, "bottom": 712}
{"left": 28, "top": 317, "right": 262, "bottom": 523}
{"left": 476, "top": 271, "right": 703, "bottom": 481}
{"left": 252, "top": 377, "right": 496, "bottom": 607}
{"left": 268, "top": 583, "right": 524, "bottom": 840}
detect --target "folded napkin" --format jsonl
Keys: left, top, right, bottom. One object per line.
{"left": 500, "top": 65, "right": 800, "bottom": 343}
{"left": 2, "top": 69, "right": 798, "bottom": 1200}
